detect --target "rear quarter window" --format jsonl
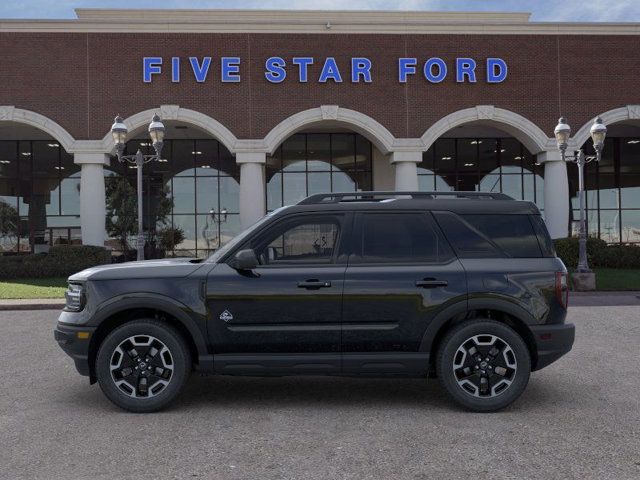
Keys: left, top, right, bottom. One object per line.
{"left": 432, "top": 211, "right": 501, "bottom": 258}
{"left": 461, "top": 214, "right": 543, "bottom": 258}
{"left": 530, "top": 215, "right": 557, "bottom": 257}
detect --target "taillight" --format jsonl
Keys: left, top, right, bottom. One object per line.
{"left": 555, "top": 272, "right": 569, "bottom": 309}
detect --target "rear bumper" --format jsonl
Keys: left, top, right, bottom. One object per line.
{"left": 54, "top": 323, "right": 96, "bottom": 377}
{"left": 530, "top": 322, "right": 575, "bottom": 371}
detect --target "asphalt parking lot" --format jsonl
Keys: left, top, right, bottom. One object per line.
{"left": 1, "top": 307, "right": 639, "bottom": 480}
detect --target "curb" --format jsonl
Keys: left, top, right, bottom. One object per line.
{"left": 0, "top": 301, "right": 65, "bottom": 311}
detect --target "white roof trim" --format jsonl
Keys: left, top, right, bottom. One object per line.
{"left": 0, "top": 9, "right": 638, "bottom": 34}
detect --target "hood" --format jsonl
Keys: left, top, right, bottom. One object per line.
{"left": 68, "top": 258, "right": 206, "bottom": 282}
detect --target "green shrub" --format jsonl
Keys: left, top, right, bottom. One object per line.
{"left": 596, "top": 245, "right": 640, "bottom": 269}
{"left": 0, "top": 245, "right": 111, "bottom": 279}
{"left": 554, "top": 237, "right": 640, "bottom": 269}
{"left": 553, "top": 237, "right": 608, "bottom": 269}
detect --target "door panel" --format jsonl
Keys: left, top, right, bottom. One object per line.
{"left": 341, "top": 211, "right": 468, "bottom": 370}
{"left": 206, "top": 212, "right": 349, "bottom": 358}
{"left": 341, "top": 262, "right": 467, "bottom": 354}
{"left": 207, "top": 263, "right": 345, "bottom": 354}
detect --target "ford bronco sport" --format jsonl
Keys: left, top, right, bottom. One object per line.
{"left": 55, "top": 191, "right": 574, "bottom": 412}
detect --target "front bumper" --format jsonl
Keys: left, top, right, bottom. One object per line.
{"left": 530, "top": 322, "right": 575, "bottom": 371}
{"left": 54, "top": 323, "right": 96, "bottom": 377}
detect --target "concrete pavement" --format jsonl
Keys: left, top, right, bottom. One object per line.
{"left": 0, "top": 307, "right": 639, "bottom": 479}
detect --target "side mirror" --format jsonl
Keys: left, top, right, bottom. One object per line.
{"left": 229, "top": 249, "right": 258, "bottom": 271}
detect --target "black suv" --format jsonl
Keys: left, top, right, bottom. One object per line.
{"left": 55, "top": 191, "right": 574, "bottom": 412}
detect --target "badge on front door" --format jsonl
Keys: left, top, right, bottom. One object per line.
{"left": 219, "top": 310, "right": 234, "bottom": 322}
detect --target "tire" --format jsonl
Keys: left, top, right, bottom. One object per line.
{"left": 96, "top": 319, "right": 191, "bottom": 413}
{"left": 436, "top": 319, "right": 531, "bottom": 412}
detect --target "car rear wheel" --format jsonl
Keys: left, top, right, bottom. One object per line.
{"left": 436, "top": 319, "right": 531, "bottom": 412}
{"left": 96, "top": 319, "right": 191, "bottom": 413}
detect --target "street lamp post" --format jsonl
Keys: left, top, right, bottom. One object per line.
{"left": 553, "top": 116, "right": 607, "bottom": 273}
{"left": 111, "top": 114, "right": 166, "bottom": 261}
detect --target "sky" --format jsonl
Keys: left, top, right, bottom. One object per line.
{"left": 0, "top": 0, "right": 639, "bottom": 22}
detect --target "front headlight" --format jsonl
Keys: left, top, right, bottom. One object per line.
{"left": 64, "top": 283, "right": 86, "bottom": 312}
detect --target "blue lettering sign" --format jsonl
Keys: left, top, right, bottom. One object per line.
{"left": 292, "top": 57, "right": 314, "bottom": 82}
{"left": 265, "top": 56, "right": 287, "bottom": 83}
{"left": 143, "top": 55, "right": 507, "bottom": 85}
{"left": 319, "top": 57, "right": 342, "bottom": 83}
{"left": 456, "top": 58, "right": 477, "bottom": 83}
{"left": 398, "top": 58, "right": 417, "bottom": 83}
{"left": 143, "top": 57, "right": 162, "bottom": 83}
{"left": 424, "top": 57, "right": 447, "bottom": 83}
{"left": 487, "top": 58, "right": 508, "bottom": 83}
{"left": 351, "top": 58, "right": 372, "bottom": 83}
{"left": 221, "top": 57, "right": 241, "bottom": 82}
{"left": 189, "top": 57, "right": 212, "bottom": 83}
{"left": 171, "top": 57, "right": 180, "bottom": 83}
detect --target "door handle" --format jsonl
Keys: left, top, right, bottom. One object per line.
{"left": 297, "top": 279, "right": 332, "bottom": 289}
{"left": 415, "top": 279, "right": 448, "bottom": 288}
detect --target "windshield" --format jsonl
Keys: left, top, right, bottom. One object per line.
{"left": 206, "top": 206, "right": 290, "bottom": 264}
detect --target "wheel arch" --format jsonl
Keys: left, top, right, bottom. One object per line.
{"left": 421, "top": 298, "right": 539, "bottom": 371}
{"left": 87, "top": 295, "right": 210, "bottom": 383}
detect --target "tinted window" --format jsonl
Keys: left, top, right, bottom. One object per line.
{"left": 356, "top": 213, "right": 453, "bottom": 263}
{"left": 530, "top": 215, "right": 556, "bottom": 257}
{"left": 257, "top": 217, "right": 340, "bottom": 265}
{"left": 433, "top": 211, "right": 500, "bottom": 258}
{"left": 462, "top": 214, "right": 543, "bottom": 258}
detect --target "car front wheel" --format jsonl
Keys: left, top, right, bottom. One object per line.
{"left": 96, "top": 319, "right": 191, "bottom": 413}
{"left": 436, "top": 319, "right": 531, "bottom": 412}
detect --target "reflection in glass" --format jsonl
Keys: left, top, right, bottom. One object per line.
{"left": 0, "top": 140, "right": 79, "bottom": 252}
{"left": 621, "top": 210, "right": 640, "bottom": 243}
{"left": 110, "top": 138, "right": 240, "bottom": 257}
{"left": 266, "top": 133, "right": 373, "bottom": 210}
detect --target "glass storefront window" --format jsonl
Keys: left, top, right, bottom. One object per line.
{"left": 419, "top": 137, "right": 543, "bottom": 203}
{"left": 109, "top": 139, "right": 240, "bottom": 258}
{"left": 570, "top": 136, "right": 640, "bottom": 244}
{"left": 0, "top": 140, "right": 80, "bottom": 253}
{"left": 266, "top": 133, "right": 373, "bottom": 210}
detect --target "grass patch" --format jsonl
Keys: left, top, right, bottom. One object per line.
{"left": 593, "top": 269, "right": 640, "bottom": 291}
{"left": 0, "top": 277, "right": 68, "bottom": 299}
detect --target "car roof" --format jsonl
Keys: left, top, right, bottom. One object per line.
{"left": 276, "top": 191, "right": 541, "bottom": 216}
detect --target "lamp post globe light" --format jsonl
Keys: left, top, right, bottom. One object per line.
{"left": 553, "top": 116, "right": 607, "bottom": 284}
{"left": 110, "top": 113, "right": 166, "bottom": 261}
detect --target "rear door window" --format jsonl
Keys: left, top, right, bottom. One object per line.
{"left": 354, "top": 212, "right": 454, "bottom": 264}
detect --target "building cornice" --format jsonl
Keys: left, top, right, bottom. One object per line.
{"left": 0, "top": 9, "right": 639, "bottom": 35}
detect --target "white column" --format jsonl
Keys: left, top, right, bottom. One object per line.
{"left": 391, "top": 151, "right": 422, "bottom": 191}
{"left": 237, "top": 152, "right": 266, "bottom": 230}
{"left": 538, "top": 151, "right": 569, "bottom": 239}
{"left": 75, "top": 153, "right": 109, "bottom": 246}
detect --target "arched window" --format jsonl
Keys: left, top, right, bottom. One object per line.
{"left": 108, "top": 138, "right": 239, "bottom": 257}
{"left": 0, "top": 140, "right": 79, "bottom": 253}
{"left": 570, "top": 135, "right": 640, "bottom": 244}
{"left": 266, "top": 133, "right": 373, "bottom": 211}
{"left": 418, "top": 137, "right": 544, "bottom": 209}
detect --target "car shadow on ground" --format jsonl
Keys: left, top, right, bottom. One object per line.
{"left": 58, "top": 373, "right": 570, "bottom": 414}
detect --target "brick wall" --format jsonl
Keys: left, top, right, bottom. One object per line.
{"left": 0, "top": 32, "right": 638, "bottom": 141}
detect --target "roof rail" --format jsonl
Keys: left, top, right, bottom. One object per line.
{"left": 297, "top": 191, "right": 513, "bottom": 205}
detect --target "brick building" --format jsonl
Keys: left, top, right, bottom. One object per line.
{"left": 0, "top": 9, "right": 639, "bottom": 255}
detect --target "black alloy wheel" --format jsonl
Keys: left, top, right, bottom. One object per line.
{"left": 96, "top": 319, "right": 191, "bottom": 413}
{"left": 436, "top": 319, "right": 531, "bottom": 412}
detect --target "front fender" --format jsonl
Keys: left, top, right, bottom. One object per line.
{"left": 90, "top": 293, "right": 209, "bottom": 358}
